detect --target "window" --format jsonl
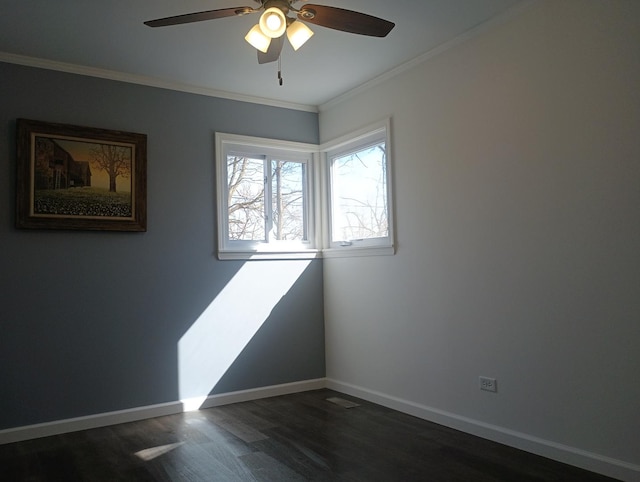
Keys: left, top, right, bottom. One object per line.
{"left": 216, "top": 133, "right": 318, "bottom": 260}
{"left": 215, "top": 120, "right": 393, "bottom": 259}
{"left": 227, "top": 155, "right": 306, "bottom": 242}
{"left": 323, "top": 120, "right": 394, "bottom": 257}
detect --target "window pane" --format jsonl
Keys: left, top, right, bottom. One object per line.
{"left": 271, "top": 160, "right": 306, "bottom": 241}
{"left": 331, "top": 142, "right": 388, "bottom": 242}
{"left": 227, "top": 155, "right": 265, "bottom": 241}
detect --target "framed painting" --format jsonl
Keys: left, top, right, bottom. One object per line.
{"left": 16, "top": 119, "right": 147, "bottom": 231}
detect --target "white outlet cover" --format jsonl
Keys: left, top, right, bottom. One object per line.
{"left": 479, "top": 376, "right": 497, "bottom": 392}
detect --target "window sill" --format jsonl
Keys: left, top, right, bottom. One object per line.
{"left": 217, "top": 245, "right": 395, "bottom": 260}
{"left": 320, "top": 245, "right": 395, "bottom": 259}
{"left": 218, "top": 249, "right": 322, "bottom": 261}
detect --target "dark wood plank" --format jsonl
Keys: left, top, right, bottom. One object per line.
{"left": 0, "top": 389, "right": 620, "bottom": 481}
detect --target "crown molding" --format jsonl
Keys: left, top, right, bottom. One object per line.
{"left": 318, "top": 0, "right": 539, "bottom": 112}
{"left": 0, "top": 52, "right": 318, "bottom": 113}
{"left": 1, "top": 1, "right": 538, "bottom": 115}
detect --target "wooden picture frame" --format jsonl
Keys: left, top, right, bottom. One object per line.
{"left": 16, "top": 119, "right": 147, "bottom": 231}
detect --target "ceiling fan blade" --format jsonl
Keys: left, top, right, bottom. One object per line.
{"left": 144, "top": 6, "right": 255, "bottom": 28}
{"left": 298, "top": 5, "right": 394, "bottom": 37}
{"left": 258, "top": 36, "right": 284, "bottom": 64}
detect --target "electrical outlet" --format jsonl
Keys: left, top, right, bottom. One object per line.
{"left": 479, "top": 376, "right": 497, "bottom": 392}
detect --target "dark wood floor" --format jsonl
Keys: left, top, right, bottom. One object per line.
{"left": 0, "top": 389, "right": 618, "bottom": 481}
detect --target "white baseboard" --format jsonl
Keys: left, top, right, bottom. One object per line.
{"left": 325, "top": 378, "right": 640, "bottom": 482}
{"left": 199, "top": 378, "right": 325, "bottom": 409}
{"left": 2, "top": 377, "right": 637, "bottom": 481}
{"left": 0, "top": 378, "right": 325, "bottom": 445}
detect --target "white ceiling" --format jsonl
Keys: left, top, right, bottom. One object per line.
{"left": 0, "top": 0, "right": 528, "bottom": 110}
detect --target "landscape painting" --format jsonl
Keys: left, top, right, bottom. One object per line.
{"left": 16, "top": 119, "right": 147, "bottom": 231}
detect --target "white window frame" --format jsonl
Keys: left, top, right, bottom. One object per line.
{"left": 215, "top": 119, "right": 394, "bottom": 260}
{"left": 216, "top": 132, "right": 320, "bottom": 260}
{"left": 320, "top": 119, "right": 395, "bottom": 258}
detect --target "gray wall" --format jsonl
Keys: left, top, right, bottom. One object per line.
{"left": 0, "top": 62, "right": 324, "bottom": 429}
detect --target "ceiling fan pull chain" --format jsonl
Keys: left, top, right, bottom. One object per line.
{"left": 278, "top": 55, "right": 283, "bottom": 86}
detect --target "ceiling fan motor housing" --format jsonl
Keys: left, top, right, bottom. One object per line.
{"left": 262, "top": 0, "right": 291, "bottom": 16}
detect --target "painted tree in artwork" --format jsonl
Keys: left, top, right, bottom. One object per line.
{"left": 89, "top": 144, "right": 131, "bottom": 192}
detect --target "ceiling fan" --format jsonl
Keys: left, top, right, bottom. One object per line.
{"left": 145, "top": 0, "right": 395, "bottom": 66}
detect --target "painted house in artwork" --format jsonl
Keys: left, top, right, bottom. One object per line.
{"left": 34, "top": 137, "right": 91, "bottom": 190}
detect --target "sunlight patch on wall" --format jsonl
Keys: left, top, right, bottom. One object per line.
{"left": 178, "top": 259, "right": 311, "bottom": 410}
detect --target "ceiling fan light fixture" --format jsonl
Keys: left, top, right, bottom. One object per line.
{"left": 259, "top": 7, "right": 287, "bottom": 38}
{"left": 286, "top": 20, "right": 314, "bottom": 51}
{"left": 245, "top": 24, "right": 271, "bottom": 53}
